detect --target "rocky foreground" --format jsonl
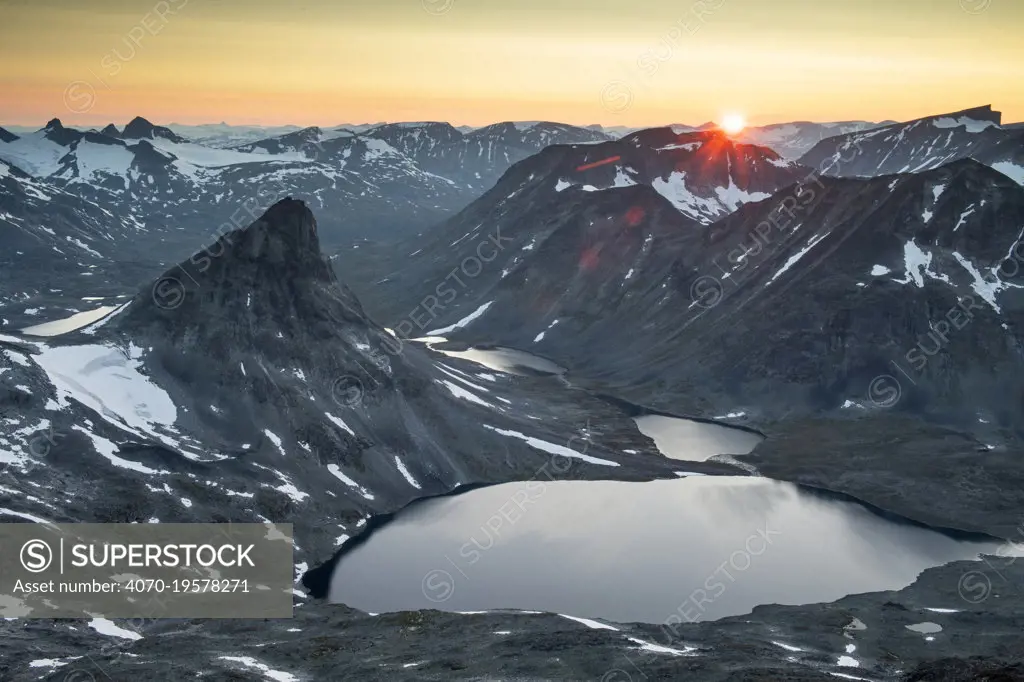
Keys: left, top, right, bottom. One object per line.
{"left": 3, "top": 557, "right": 1022, "bottom": 681}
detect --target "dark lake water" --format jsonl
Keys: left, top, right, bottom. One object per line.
{"left": 330, "top": 476, "right": 1001, "bottom": 624}
{"left": 418, "top": 340, "right": 566, "bottom": 376}
{"left": 634, "top": 414, "right": 763, "bottom": 462}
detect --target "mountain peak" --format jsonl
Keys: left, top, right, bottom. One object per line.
{"left": 232, "top": 197, "right": 323, "bottom": 265}
{"left": 122, "top": 116, "right": 186, "bottom": 142}
{"left": 111, "top": 197, "right": 365, "bottom": 340}
{"left": 938, "top": 104, "right": 1001, "bottom": 125}
{"left": 122, "top": 116, "right": 157, "bottom": 136}
{"left": 43, "top": 117, "right": 63, "bottom": 131}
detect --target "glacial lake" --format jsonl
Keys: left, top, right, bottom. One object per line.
{"left": 20, "top": 304, "right": 124, "bottom": 337}
{"left": 634, "top": 415, "right": 763, "bottom": 462}
{"left": 330, "top": 476, "right": 1002, "bottom": 624}
{"left": 418, "top": 341, "right": 764, "bottom": 463}
{"left": 415, "top": 338, "right": 567, "bottom": 376}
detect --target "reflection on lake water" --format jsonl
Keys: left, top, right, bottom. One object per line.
{"left": 634, "top": 415, "right": 763, "bottom": 462}
{"left": 21, "top": 305, "right": 122, "bottom": 337}
{"left": 331, "top": 476, "right": 1002, "bottom": 624}
{"left": 416, "top": 339, "right": 566, "bottom": 376}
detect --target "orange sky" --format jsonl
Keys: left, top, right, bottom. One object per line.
{"left": 1, "top": 0, "right": 1022, "bottom": 128}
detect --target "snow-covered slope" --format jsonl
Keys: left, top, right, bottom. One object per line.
{"left": 800, "top": 105, "right": 1024, "bottom": 184}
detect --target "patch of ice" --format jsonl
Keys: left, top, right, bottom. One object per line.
{"left": 991, "top": 161, "right": 1024, "bottom": 185}
{"left": 772, "top": 641, "right": 803, "bottom": 652}
{"left": 362, "top": 138, "right": 400, "bottom": 161}
{"left": 70, "top": 140, "right": 134, "bottom": 188}
{"left": 0, "top": 131, "right": 68, "bottom": 176}
{"left": 0, "top": 507, "right": 53, "bottom": 524}
{"left": 559, "top": 614, "right": 619, "bottom": 631}
{"left": 871, "top": 264, "right": 890, "bottom": 276}
{"left": 35, "top": 344, "right": 178, "bottom": 447}
{"left": 657, "top": 141, "right": 702, "bottom": 151}
{"left": 263, "top": 430, "right": 284, "bottom": 455}
{"left": 837, "top": 655, "right": 859, "bottom": 667}
{"left": 626, "top": 636, "right": 694, "bottom": 655}
{"left": 426, "top": 301, "right": 493, "bottom": 336}
{"left": 148, "top": 138, "right": 304, "bottom": 167}
{"left": 29, "top": 658, "right": 73, "bottom": 669}
{"left": 896, "top": 240, "right": 933, "bottom": 288}
{"left": 71, "top": 425, "right": 167, "bottom": 475}
{"left": 88, "top": 617, "right": 142, "bottom": 640}
{"left": 767, "top": 232, "right": 829, "bottom": 285}
{"left": 251, "top": 463, "right": 309, "bottom": 503}
{"left": 954, "top": 205, "right": 976, "bottom": 231}
{"left": 715, "top": 176, "right": 771, "bottom": 212}
{"left": 651, "top": 171, "right": 724, "bottom": 223}
{"left": 483, "top": 425, "right": 619, "bottom": 466}
{"left": 325, "top": 412, "right": 355, "bottom": 436}
{"left": 217, "top": 656, "right": 298, "bottom": 682}
{"left": 394, "top": 456, "right": 421, "bottom": 489}
{"left": 931, "top": 116, "right": 997, "bottom": 133}
{"left": 439, "top": 380, "right": 493, "bottom": 408}
{"left": 326, "top": 464, "right": 375, "bottom": 500}
{"left": 953, "top": 251, "right": 1003, "bottom": 312}
{"left": 612, "top": 166, "right": 637, "bottom": 188}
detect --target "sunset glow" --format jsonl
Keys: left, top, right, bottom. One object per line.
{"left": 721, "top": 114, "right": 746, "bottom": 135}
{"left": 0, "top": 1, "right": 1022, "bottom": 127}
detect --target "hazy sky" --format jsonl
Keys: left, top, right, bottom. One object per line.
{"left": 1, "top": 0, "right": 1022, "bottom": 128}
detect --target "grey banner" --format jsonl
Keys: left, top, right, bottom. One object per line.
{"left": 0, "top": 523, "right": 293, "bottom": 618}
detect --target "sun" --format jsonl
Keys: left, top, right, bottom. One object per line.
{"left": 721, "top": 113, "right": 746, "bottom": 135}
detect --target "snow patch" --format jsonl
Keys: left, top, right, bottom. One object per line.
{"left": 991, "top": 161, "right": 1024, "bottom": 185}
{"left": 325, "top": 412, "right": 355, "bottom": 436}
{"left": 931, "top": 116, "right": 997, "bottom": 133}
{"left": 483, "top": 425, "right": 619, "bottom": 466}
{"left": 326, "top": 464, "right": 375, "bottom": 500}
{"left": 426, "top": 301, "right": 493, "bottom": 336}
{"left": 767, "top": 232, "right": 829, "bottom": 285}
{"left": 34, "top": 344, "right": 179, "bottom": 448}
{"left": 217, "top": 656, "right": 298, "bottom": 682}
{"left": 88, "top": 617, "right": 142, "bottom": 640}
{"left": 394, "top": 456, "right": 421, "bottom": 489}
{"left": 559, "top": 614, "right": 619, "bottom": 631}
